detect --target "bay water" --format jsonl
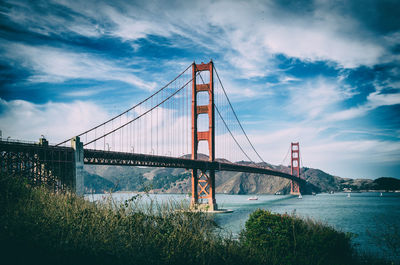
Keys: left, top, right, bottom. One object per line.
{"left": 87, "top": 192, "right": 400, "bottom": 260}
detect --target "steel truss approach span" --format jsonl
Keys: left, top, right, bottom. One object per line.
{"left": 0, "top": 140, "right": 75, "bottom": 191}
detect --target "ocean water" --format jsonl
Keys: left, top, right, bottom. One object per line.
{"left": 87, "top": 192, "right": 400, "bottom": 259}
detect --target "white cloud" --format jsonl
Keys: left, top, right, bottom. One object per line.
{"left": 2, "top": 43, "right": 157, "bottom": 90}
{"left": 262, "top": 23, "right": 383, "bottom": 68}
{"left": 21, "top": 0, "right": 386, "bottom": 77}
{"left": 197, "top": 0, "right": 386, "bottom": 73}
{"left": 3, "top": 0, "right": 392, "bottom": 77}
{"left": 325, "top": 107, "right": 366, "bottom": 122}
{"left": 63, "top": 89, "right": 106, "bottom": 97}
{"left": 1, "top": 0, "right": 103, "bottom": 38}
{"left": 278, "top": 76, "right": 300, "bottom": 84}
{"left": 367, "top": 91, "right": 400, "bottom": 107}
{"left": 102, "top": 6, "right": 173, "bottom": 41}
{"left": 286, "top": 77, "right": 355, "bottom": 120}
{"left": 0, "top": 98, "right": 110, "bottom": 143}
{"left": 326, "top": 91, "right": 400, "bottom": 122}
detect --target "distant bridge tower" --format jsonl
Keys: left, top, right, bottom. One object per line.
{"left": 191, "top": 61, "right": 217, "bottom": 211}
{"left": 290, "top": 142, "right": 301, "bottom": 195}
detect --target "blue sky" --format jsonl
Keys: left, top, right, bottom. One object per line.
{"left": 0, "top": 0, "right": 399, "bottom": 179}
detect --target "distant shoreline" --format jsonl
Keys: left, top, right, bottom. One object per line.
{"left": 85, "top": 190, "right": 400, "bottom": 196}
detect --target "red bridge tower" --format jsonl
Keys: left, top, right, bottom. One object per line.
{"left": 290, "top": 142, "right": 301, "bottom": 195}
{"left": 191, "top": 61, "right": 217, "bottom": 211}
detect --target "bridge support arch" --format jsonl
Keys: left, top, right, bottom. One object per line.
{"left": 290, "top": 142, "right": 301, "bottom": 195}
{"left": 191, "top": 61, "right": 217, "bottom": 211}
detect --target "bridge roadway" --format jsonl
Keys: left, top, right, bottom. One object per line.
{"left": 84, "top": 149, "right": 306, "bottom": 185}
{"left": 0, "top": 140, "right": 306, "bottom": 188}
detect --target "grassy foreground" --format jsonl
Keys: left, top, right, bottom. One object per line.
{"left": 0, "top": 173, "right": 393, "bottom": 265}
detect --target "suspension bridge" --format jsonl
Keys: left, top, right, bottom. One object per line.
{"left": 0, "top": 61, "right": 307, "bottom": 211}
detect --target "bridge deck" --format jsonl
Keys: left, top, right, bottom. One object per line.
{"left": 0, "top": 141, "right": 305, "bottom": 187}
{"left": 84, "top": 149, "right": 306, "bottom": 184}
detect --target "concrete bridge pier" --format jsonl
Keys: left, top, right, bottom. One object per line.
{"left": 71, "top": 136, "right": 84, "bottom": 196}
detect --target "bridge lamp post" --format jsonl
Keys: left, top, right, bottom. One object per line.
{"left": 131, "top": 146, "right": 134, "bottom": 153}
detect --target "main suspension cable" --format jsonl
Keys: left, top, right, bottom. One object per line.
{"left": 196, "top": 67, "right": 254, "bottom": 162}
{"left": 280, "top": 144, "right": 291, "bottom": 166}
{"left": 56, "top": 64, "right": 192, "bottom": 146}
{"left": 84, "top": 72, "right": 199, "bottom": 146}
{"left": 213, "top": 66, "right": 266, "bottom": 163}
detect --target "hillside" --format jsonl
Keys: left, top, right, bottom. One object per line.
{"left": 83, "top": 159, "right": 399, "bottom": 194}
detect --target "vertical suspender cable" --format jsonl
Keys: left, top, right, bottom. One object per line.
{"left": 214, "top": 66, "right": 265, "bottom": 163}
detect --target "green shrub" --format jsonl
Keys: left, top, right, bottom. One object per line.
{"left": 240, "top": 209, "right": 355, "bottom": 265}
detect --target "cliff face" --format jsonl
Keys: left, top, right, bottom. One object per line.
{"left": 302, "top": 168, "right": 342, "bottom": 192}
{"left": 215, "top": 172, "right": 291, "bottom": 194}
{"left": 84, "top": 163, "right": 398, "bottom": 194}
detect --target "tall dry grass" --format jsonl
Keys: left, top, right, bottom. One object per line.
{"left": 0, "top": 173, "right": 396, "bottom": 265}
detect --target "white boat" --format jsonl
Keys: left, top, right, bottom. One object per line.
{"left": 380, "top": 192, "right": 383, "bottom": 197}
{"left": 298, "top": 194, "right": 302, "bottom": 199}
{"left": 248, "top": 196, "right": 258, "bottom": 200}
{"left": 347, "top": 193, "right": 351, "bottom": 198}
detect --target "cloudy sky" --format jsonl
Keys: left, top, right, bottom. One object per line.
{"left": 0, "top": 0, "right": 399, "bottom": 179}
